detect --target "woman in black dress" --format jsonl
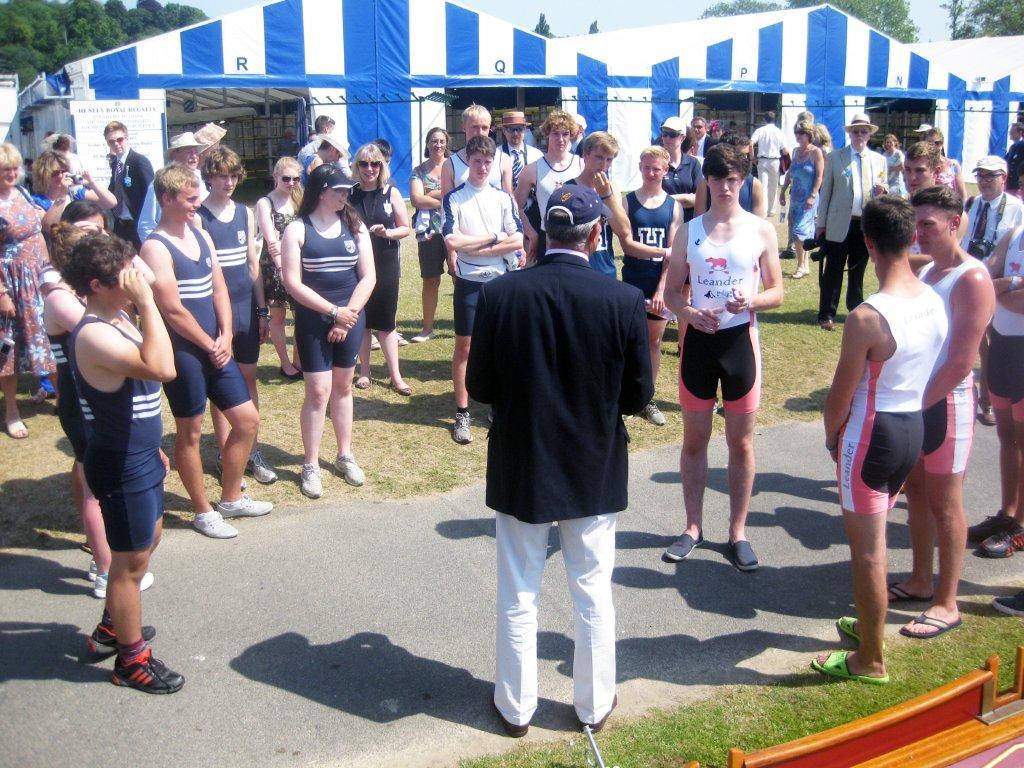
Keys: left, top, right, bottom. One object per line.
{"left": 348, "top": 143, "right": 411, "bottom": 395}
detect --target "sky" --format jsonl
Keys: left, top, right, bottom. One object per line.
{"left": 197, "top": 0, "right": 951, "bottom": 42}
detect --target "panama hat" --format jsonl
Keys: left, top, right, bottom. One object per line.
{"left": 844, "top": 113, "right": 879, "bottom": 134}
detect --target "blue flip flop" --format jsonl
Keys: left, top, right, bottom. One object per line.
{"left": 898, "top": 613, "right": 962, "bottom": 640}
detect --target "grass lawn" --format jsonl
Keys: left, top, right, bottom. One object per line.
{"left": 461, "top": 603, "right": 1023, "bottom": 768}
{"left": 1, "top": 220, "right": 864, "bottom": 549}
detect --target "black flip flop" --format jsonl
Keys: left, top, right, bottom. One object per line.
{"left": 887, "top": 583, "right": 933, "bottom": 603}
{"left": 899, "top": 613, "right": 962, "bottom": 640}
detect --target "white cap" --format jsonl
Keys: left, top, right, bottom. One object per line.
{"left": 661, "top": 116, "right": 687, "bottom": 132}
{"left": 913, "top": 123, "right": 934, "bottom": 133}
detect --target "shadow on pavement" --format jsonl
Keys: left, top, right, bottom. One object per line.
{"left": 230, "top": 631, "right": 572, "bottom": 733}
{"left": 0, "top": 621, "right": 109, "bottom": 684}
{"left": 0, "top": 552, "right": 91, "bottom": 596}
{"left": 538, "top": 628, "right": 828, "bottom": 688}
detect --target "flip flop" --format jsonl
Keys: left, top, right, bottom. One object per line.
{"left": 898, "top": 613, "right": 962, "bottom": 640}
{"left": 355, "top": 376, "right": 371, "bottom": 390}
{"left": 390, "top": 382, "right": 412, "bottom": 397}
{"left": 836, "top": 616, "right": 860, "bottom": 644}
{"left": 5, "top": 418, "right": 28, "bottom": 439}
{"left": 888, "top": 583, "right": 933, "bottom": 603}
{"left": 811, "top": 650, "right": 889, "bottom": 685}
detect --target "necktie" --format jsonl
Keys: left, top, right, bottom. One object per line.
{"left": 113, "top": 158, "right": 125, "bottom": 208}
{"left": 511, "top": 150, "right": 523, "bottom": 189}
{"left": 859, "top": 151, "right": 872, "bottom": 205}
{"left": 973, "top": 201, "right": 990, "bottom": 241}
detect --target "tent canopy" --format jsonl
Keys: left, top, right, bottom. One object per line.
{"left": 58, "top": 1, "right": 1004, "bottom": 190}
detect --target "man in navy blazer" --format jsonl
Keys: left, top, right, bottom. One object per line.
{"left": 104, "top": 120, "right": 154, "bottom": 249}
{"left": 467, "top": 185, "right": 653, "bottom": 737}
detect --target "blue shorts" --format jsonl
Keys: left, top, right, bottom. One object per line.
{"left": 454, "top": 276, "right": 485, "bottom": 337}
{"left": 164, "top": 347, "right": 251, "bottom": 418}
{"left": 294, "top": 304, "right": 366, "bottom": 372}
{"left": 99, "top": 481, "right": 164, "bottom": 552}
{"left": 57, "top": 395, "right": 87, "bottom": 462}
{"left": 231, "top": 300, "right": 261, "bottom": 366}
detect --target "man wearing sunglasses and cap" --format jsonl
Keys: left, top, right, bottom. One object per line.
{"left": 136, "top": 132, "right": 210, "bottom": 243}
{"left": 814, "top": 113, "right": 889, "bottom": 331}
{"left": 467, "top": 185, "right": 652, "bottom": 738}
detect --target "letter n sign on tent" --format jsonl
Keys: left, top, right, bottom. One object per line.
{"left": 236, "top": 57, "right": 249, "bottom": 72}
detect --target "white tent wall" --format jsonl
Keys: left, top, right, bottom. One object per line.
{"left": 409, "top": 87, "right": 447, "bottom": 168}
{"left": 606, "top": 87, "right": 652, "bottom": 192}
{"left": 962, "top": 101, "right": 993, "bottom": 182}
{"left": 309, "top": 89, "right": 350, "bottom": 158}
{"left": 780, "top": 94, "right": 806, "bottom": 151}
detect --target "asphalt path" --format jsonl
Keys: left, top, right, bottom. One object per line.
{"left": 1, "top": 420, "right": 1019, "bottom": 768}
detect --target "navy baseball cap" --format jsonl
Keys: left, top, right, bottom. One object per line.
{"left": 318, "top": 165, "right": 356, "bottom": 190}
{"left": 546, "top": 185, "right": 602, "bottom": 228}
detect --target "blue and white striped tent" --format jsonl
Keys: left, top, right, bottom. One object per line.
{"left": 911, "top": 36, "right": 1024, "bottom": 175}
{"left": 555, "top": 5, "right": 971, "bottom": 187}
{"left": 63, "top": 1, "right": 976, "bottom": 193}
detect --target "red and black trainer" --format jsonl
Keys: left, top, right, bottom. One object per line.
{"left": 980, "top": 530, "right": 1024, "bottom": 558}
{"left": 112, "top": 648, "right": 185, "bottom": 694}
{"left": 86, "top": 623, "right": 156, "bottom": 655}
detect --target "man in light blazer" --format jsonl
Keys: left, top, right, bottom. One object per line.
{"left": 814, "top": 113, "right": 889, "bottom": 330}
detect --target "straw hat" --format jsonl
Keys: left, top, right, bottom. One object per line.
{"left": 844, "top": 113, "right": 878, "bottom": 134}
{"left": 501, "top": 111, "right": 531, "bottom": 127}
{"left": 193, "top": 122, "right": 227, "bottom": 147}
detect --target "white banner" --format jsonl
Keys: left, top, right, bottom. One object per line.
{"left": 69, "top": 99, "right": 166, "bottom": 188}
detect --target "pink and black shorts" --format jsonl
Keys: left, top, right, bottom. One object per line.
{"left": 921, "top": 378, "right": 975, "bottom": 475}
{"left": 679, "top": 322, "right": 761, "bottom": 414}
{"left": 838, "top": 410, "right": 923, "bottom": 515}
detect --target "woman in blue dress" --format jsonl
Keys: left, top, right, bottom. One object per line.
{"left": 779, "top": 121, "right": 823, "bottom": 279}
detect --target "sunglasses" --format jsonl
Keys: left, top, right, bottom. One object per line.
{"left": 280, "top": 175, "right": 300, "bottom": 182}
{"left": 661, "top": 130, "right": 682, "bottom": 138}
{"left": 976, "top": 171, "right": 1004, "bottom": 180}
{"left": 504, "top": 126, "right": 525, "bottom": 133}
{"left": 849, "top": 128, "right": 871, "bottom": 135}
{"left": 358, "top": 160, "right": 382, "bottom": 169}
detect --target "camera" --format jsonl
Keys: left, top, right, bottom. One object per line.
{"left": 966, "top": 238, "right": 996, "bottom": 260}
{"left": 0, "top": 336, "right": 14, "bottom": 368}
{"left": 803, "top": 237, "right": 826, "bottom": 262}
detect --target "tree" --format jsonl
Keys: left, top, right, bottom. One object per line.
{"left": 788, "top": 0, "right": 918, "bottom": 42}
{"left": 701, "top": 0, "right": 784, "bottom": 19}
{"left": 940, "top": 0, "right": 973, "bottom": 38}
{"left": 588, "top": 20, "right": 600, "bottom": 34}
{"left": 961, "top": 0, "right": 1024, "bottom": 36}
{"left": 534, "top": 13, "right": 553, "bottom": 38}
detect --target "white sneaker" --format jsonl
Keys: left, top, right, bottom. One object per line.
{"left": 88, "top": 559, "right": 98, "bottom": 582}
{"left": 410, "top": 332, "right": 433, "bottom": 343}
{"left": 216, "top": 495, "right": 273, "bottom": 518}
{"left": 301, "top": 464, "right": 323, "bottom": 499}
{"left": 641, "top": 401, "right": 666, "bottom": 426}
{"left": 248, "top": 449, "right": 278, "bottom": 485}
{"left": 396, "top": 332, "right": 409, "bottom": 346}
{"left": 334, "top": 454, "right": 365, "bottom": 487}
{"left": 93, "top": 572, "right": 107, "bottom": 599}
{"left": 92, "top": 570, "right": 154, "bottom": 599}
{"left": 192, "top": 510, "right": 239, "bottom": 539}
{"left": 371, "top": 334, "right": 381, "bottom": 351}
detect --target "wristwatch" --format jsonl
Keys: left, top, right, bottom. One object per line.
{"left": 256, "top": 306, "right": 270, "bottom": 319}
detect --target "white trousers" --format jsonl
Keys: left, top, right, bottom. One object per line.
{"left": 494, "top": 511, "right": 617, "bottom": 726}
{"left": 758, "top": 157, "right": 781, "bottom": 216}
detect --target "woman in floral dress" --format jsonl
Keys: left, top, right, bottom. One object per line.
{"left": 0, "top": 143, "right": 55, "bottom": 438}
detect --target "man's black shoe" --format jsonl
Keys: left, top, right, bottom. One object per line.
{"left": 112, "top": 648, "right": 185, "bottom": 694}
{"left": 968, "top": 511, "right": 1018, "bottom": 543}
{"left": 492, "top": 699, "right": 528, "bottom": 737}
{"left": 87, "top": 623, "right": 156, "bottom": 655}
{"left": 579, "top": 694, "right": 617, "bottom": 733}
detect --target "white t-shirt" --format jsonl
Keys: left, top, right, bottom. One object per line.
{"left": 751, "top": 123, "right": 787, "bottom": 160}
{"left": 961, "top": 192, "right": 1024, "bottom": 252}
{"left": 441, "top": 181, "right": 522, "bottom": 282}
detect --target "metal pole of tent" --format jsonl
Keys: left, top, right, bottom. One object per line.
{"left": 264, "top": 88, "right": 271, "bottom": 177}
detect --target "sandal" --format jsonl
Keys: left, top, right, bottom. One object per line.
{"left": 836, "top": 616, "right": 860, "bottom": 644}
{"left": 5, "top": 418, "right": 28, "bottom": 439}
{"left": 355, "top": 376, "right": 371, "bottom": 390}
{"left": 811, "top": 650, "right": 889, "bottom": 685}
{"left": 898, "top": 613, "right": 962, "bottom": 640}
{"left": 888, "top": 583, "right": 933, "bottom": 603}
{"left": 390, "top": 382, "right": 412, "bottom": 397}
